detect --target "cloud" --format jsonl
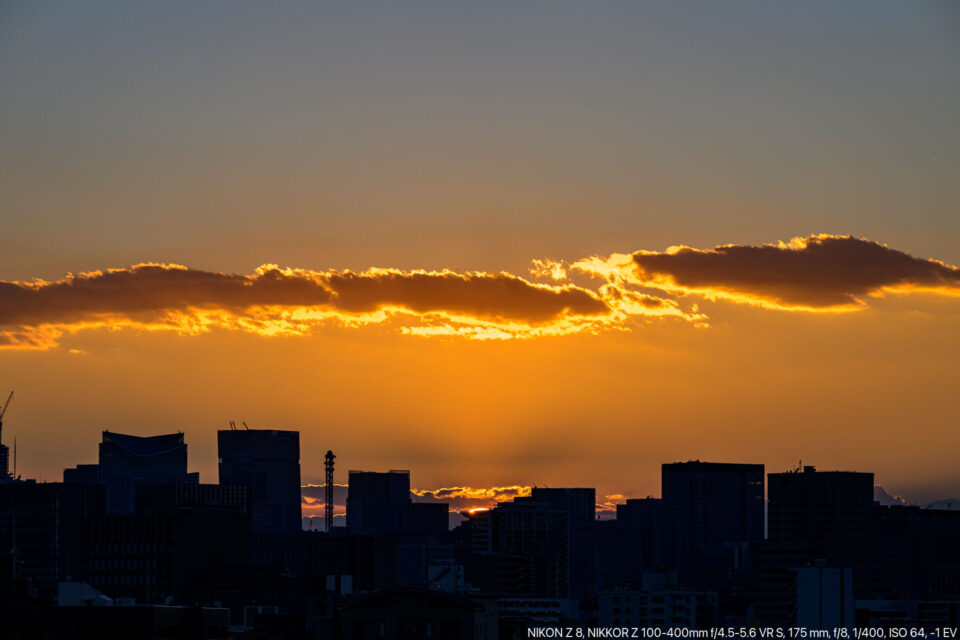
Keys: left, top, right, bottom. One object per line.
{"left": 0, "top": 262, "right": 694, "bottom": 349}
{"left": 2, "top": 235, "right": 956, "bottom": 349}
{"left": 298, "top": 484, "right": 533, "bottom": 523}
{"left": 300, "top": 484, "right": 626, "bottom": 522}
{"left": 412, "top": 485, "right": 533, "bottom": 512}
{"left": 300, "top": 484, "right": 348, "bottom": 524}
{"left": 573, "top": 234, "right": 960, "bottom": 311}
{"left": 0, "top": 263, "right": 601, "bottom": 326}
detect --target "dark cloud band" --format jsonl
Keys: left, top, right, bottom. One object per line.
{"left": 628, "top": 235, "right": 960, "bottom": 309}
{"left": 1, "top": 235, "right": 956, "bottom": 349}
{"left": 0, "top": 264, "right": 608, "bottom": 328}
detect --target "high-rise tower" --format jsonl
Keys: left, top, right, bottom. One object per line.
{"left": 98, "top": 431, "right": 197, "bottom": 513}
{"left": 661, "top": 460, "right": 765, "bottom": 588}
{"left": 218, "top": 428, "right": 301, "bottom": 532}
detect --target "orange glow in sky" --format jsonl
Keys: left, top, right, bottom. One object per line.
{"left": 2, "top": 3, "right": 958, "bottom": 505}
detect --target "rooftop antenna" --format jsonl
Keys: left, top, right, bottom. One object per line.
{"left": 324, "top": 450, "right": 336, "bottom": 532}
{"left": 241, "top": 421, "right": 249, "bottom": 431}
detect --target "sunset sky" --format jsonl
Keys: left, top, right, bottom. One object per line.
{"left": 1, "top": 2, "right": 958, "bottom": 508}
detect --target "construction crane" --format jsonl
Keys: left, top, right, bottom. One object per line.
{"left": 0, "top": 391, "right": 12, "bottom": 481}
{"left": 0, "top": 391, "right": 12, "bottom": 441}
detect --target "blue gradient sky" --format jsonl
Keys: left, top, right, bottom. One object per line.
{"left": 2, "top": 1, "right": 958, "bottom": 279}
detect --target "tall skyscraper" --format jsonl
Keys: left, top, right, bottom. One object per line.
{"left": 616, "top": 497, "right": 665, "bottom": 574}
{"left": 514, "top": 487, "right": 596, "bottom": 600}
{"left": 345, "top": 470, "right": 451, "bottom": 587}
{"left": 755, "top": 465, "right": 874, "bottom": 623}
{"left": 346, "top": 470, "right": 412, "bottom": 534}
{"left": 87, "top": 431, "right": 198, "bottom": 513}
{"left": 661, "top": 461, "right": 765, "bottom": 588}
{"left": 766, "top": 466, "right": 874, "bottom": 578}
{"left": 468, "top": 501, "right": 571, "bottom": 597}
{"left": 218, "top": 428, "right": 301, "bottom": 532}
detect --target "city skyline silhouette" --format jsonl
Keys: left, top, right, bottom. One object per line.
{"left": 2, "top": 1, "right": 957, "bottom": 636}
{"left": 4, "top": 423, "right": 960, "bottom": 634}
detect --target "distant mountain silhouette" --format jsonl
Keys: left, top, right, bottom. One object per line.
{"left": 874, "top": 485, "right": 960, "bottom": 510}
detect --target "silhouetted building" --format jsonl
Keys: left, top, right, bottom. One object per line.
{"left": 873, "top": 505, "right": 960, "bottom": 600}
{"left": 767, "top": 466, "right": 873, "bottom": 579}
{"left": 661, "top": 461, "right": 764, "bottom": 589}
{"left": 63, "top": 463, "right": 100, "bottom": 484}
{"left": 346, "top": 470, "right": 453, "bottom": 587}
{"left": 0, "top": 443, "right": 8, "bottom": 483}
{"left": 756, "top": 466, "right": 873, "bottom": 624}
{"left": 347, "top": 470, "right": 411, "bottom": 534}
{"left": 338, "top": 588, "right": 497, "bottom": 640}
{"left": 598, "top": 572, "right": 718, "bottom": 629}
{"left": 218, "top": 429, "right": 301, "bottom": 532}
{"left": 77, "top": 497, "right": 250, "bottom": 604}
{"left": 133, "top": 482, "right": 250, "bottom": 517}
{"left": 306, "top": 531, "right": 378, "bottom": 594}
{"left": 514, "top": 487, "right": 597, "bottom": 601}
{"left": 469, "top": 502, "right": 570, "bottom": 598}
{"left": 516, "top": 488, "right": 596, "bottom": 524}
{"left": 571, "top": 519, "right": 637, "bottom": 598}
{"left": 0, "top": 552, "right": 31, "bottom": 603}
{"left": 616, "top": 498, "right": 665, "bottom": 575}
{"left": 0, "top": 603, "right": 229, "bottom": 639}
{"left": 400, "top": 502, "right": 448, "bottom": 533}
{"left": 794, "top": 566, "right": 854, "bottom": 630}
{"left": 17, "top": 427, "right": 954, "bottom": 633}
{"left": 63, "top": 431, "right": 198, "bottom": 514}
{"left": 0, "top": 482, "right": 106, "bottom": 598}
{"left": 568, "top": 497, "right": 668, "bottom": 602}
